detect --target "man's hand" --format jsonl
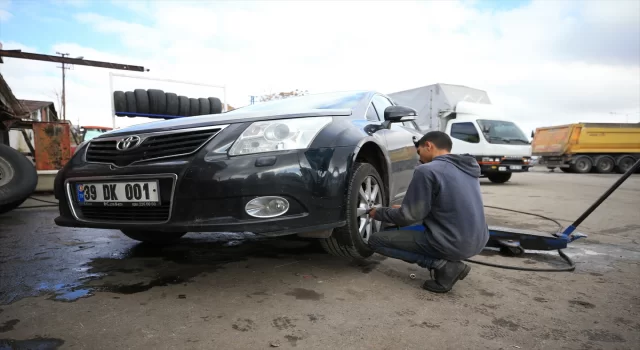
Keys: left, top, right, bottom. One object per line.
{"left": 369, "top": 205, "right": 400, "bottom": 218}
{"left": 392, "top": 205, "right": 401, "bottom": 209}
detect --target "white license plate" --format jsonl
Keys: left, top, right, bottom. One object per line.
{"left": 75, "top": 181, "right": 160, "bottom": 206}
{"left": 498, "top": 166, "right": 507, "bottom": 171}
{"left": 510, "top": 165, "right": 522, "bottom": 170}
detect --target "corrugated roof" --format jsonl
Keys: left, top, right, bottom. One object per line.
{"left": 18, "top": 99, "right": 59, "bottom": 121}
{"left": 0, "top": 72, "right": 29, "bottom": 123}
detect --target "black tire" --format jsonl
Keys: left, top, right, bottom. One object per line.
{"left": 113, "top": 91, "right": 126, "bottom": 113}
{"left": 120, "top": 230, "right": 187, "bottom": 244}
{"left": 0, "top": 198, "right": 29, "bottom": 215}
{"left": 177, "top": 96, "right": 189, "bottom": 116}
{"left": 165, "top": 93, "right": 179, "bottom": 116}
{"left": 148, "top": 89, "right": 166, "bottom": 115}
{"left": 209, "top": 97, "right": 223, "bottom": 114}
{"left": 570, "top": 155, "right": 592, "bottom": 174}
{"left": 134, "top": 89, "right": 150, "bottom": 114}
{"left": 124, "top": 91, "right": 137, "bottom": 116}
{"left": 487, "top": 173, "right": 512, "bottom": 183}
{"left": 560, "top": 167, "right": 572, "bottom": 173}
{"left": 594, "top": 155, "right": 615, "bottom": 174}
{"left": 0, "top": 144, "right": 37, "bottom": 209}
{"left": 189, "top": 98, "right": 200, "bottom": 116}
{"left": 616, "top": 155, "right": 636, "bottom": 174}
{"left": 320, "top": 162, "right": 386, "bottom": 260}
{"left": 199, "top": 98, "right": 211, "bottom": 115}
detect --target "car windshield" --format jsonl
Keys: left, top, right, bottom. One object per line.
{"left": 226, "top": 91, "right": 369, "bottom": 114}
{"left": 477, "top": 119, "right": 530, "bottom": 144}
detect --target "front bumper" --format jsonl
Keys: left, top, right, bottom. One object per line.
{"left": 54, "top": 141, "right": 354, "bottom": 236}
{"left": 480, "top": 164, "right": 531, "bottom": 174}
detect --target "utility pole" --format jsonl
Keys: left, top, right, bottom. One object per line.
{"left": 56, "top": 52, "right": 69, "bottom": 120}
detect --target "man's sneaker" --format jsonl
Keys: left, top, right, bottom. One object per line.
{"left": 422, "top": 261, "right": 471, "bottom": 293}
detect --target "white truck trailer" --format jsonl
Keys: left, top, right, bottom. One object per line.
{"left": 389, "top": 83, "right": 532, "bottom": 183}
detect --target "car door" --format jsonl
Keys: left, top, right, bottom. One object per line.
{"left": 370, "top": 94, "right": 421, "bottom": 205}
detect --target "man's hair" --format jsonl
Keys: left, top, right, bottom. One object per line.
{"left": 418, "top": 131, "right": 452, "bottom": 151}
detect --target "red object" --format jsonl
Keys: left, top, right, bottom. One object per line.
{"left": 32, "top": 121, "right": 71, "bottom": 170}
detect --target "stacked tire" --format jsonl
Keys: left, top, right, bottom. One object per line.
{"left": 113, "top": 89, "right": 223, "bottom": 118}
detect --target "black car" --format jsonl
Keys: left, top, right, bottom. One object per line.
{"left": 54, "top": 91, "right": 423, "bottom": 259}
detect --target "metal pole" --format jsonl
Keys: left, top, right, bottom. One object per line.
{"left": 223, "top": 85, "right": 228, "bottom": 112}
{"left": 109, "top": 72, "right": 116, "bottom": 129}
{"left": 109, "top": 72, "right": 225, "bottom": 89}
{"left": 56, "top": 52, "right": 69, "bottom": 120}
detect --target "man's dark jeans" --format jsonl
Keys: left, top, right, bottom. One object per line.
{"left": 368, "top": 225, "right": 446, "bottom": 270}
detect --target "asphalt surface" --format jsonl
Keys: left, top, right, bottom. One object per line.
{"left": 1, "top": 168, "right": 639, "bottom": 349}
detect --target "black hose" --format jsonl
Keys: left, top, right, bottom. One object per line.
{"left": 28, "top": 196, "right": 59, "bottom": 205}
{"left": 467, "top": 205, "right": 576, "bottom": 272}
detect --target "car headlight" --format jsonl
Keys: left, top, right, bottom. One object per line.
{"left": 228, "top": 117, "right": 332, "bottom": 156}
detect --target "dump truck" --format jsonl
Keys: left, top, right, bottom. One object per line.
{"left": 389, "top": 83, "right": 533, "bottom": 183}
{"left": 531, "top": 122, "right": 640, "bottom": 174}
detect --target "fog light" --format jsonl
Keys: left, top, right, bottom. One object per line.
{"left": 245, "top": 196, "right": 290, "bottom": 218}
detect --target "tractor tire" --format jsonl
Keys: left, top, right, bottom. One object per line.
{"left": 570, "top": 155, "right": 593, "bottom": 174}
{"left": 320, "top": 162, "right": 386, "bottom": 260}
{"left": 199, "top": 98, "right": 211, "bottom": 115}
{"left": 177, "top": 96, "right": 189, "bottom": 116}
{"left": 487, "top": 173, "right": 512, "bottom": 183}
{"left": 113, "top": 91, "right": 126, "bottom": 113}
{"left": 594, "top": 155, "right": 615, "bottom": 174}
{"left": 0, "top": 144, "right": 37, "bottom": 212}
{"left": 148, "top": 89, "right": 166, "bottom": 115}
{"left": 134, "top": 89, "right": 150, "bottom": 114}
{"left": 165, "top": 93, "right": 179, "bottom": 116}
{"left": 616, "top": 155, "right": 636, "bottom": 174}
{"left": 209, "top": 97, "right": 223, "bottom": 114}
{"left": 124, "top": 91, "right": 137, "bottom": 116}
{"left": 189, "top": 98, "right": 200, "bottom": 116}
{"left": 120, "top": 230, "right": 187, "bottom": 245}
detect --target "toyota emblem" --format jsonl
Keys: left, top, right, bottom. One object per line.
{"left": 116, "top": 135, "right": 141, "bottom": 151}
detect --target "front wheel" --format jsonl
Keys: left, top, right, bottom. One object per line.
{"left": 487, "top": 173, "right": 512, "bottom": 184}
{"left": 120, "top": 230, "right": 187, "bottom": 244}
{"left": 320, "top": 162, "right": 386, "bottom": 260}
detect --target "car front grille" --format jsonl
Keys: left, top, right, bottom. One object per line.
{"left": 78, "top": 204, "right": 171, "bottom": 222}
{"left": 86, "top": 127, "right": 223, "bottom": 167}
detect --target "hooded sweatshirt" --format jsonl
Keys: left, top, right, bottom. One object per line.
{"left": 374, "top": 153, "right": 489, "bottom": 261}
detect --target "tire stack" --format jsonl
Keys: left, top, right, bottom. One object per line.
{"left": 113, "top": 89, "right": 223, "bottom": 118}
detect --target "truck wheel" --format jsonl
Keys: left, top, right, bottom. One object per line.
{"left": 594, "top": 156, "right": 615, "bottom": 173}
{"left": 320, "top": 162, "right": 386, "bottom": 260}
{"left": 0, "top": 144, "right": 37, "bottom": 210}
{"left": 120, "top": 230, "right": 187, "bottom": 244}
{"left": 570, "top": 156, "right": 593, "bottom": 173}
{"left": 487, "top": 173, "right": 512, "bottom": 184}
{"left": 616, "top": 155, "right": 636, "bottom": 174}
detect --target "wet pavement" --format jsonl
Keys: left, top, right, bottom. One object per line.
{"left": 1, "top": 170, "right": 639, "bottom": 349}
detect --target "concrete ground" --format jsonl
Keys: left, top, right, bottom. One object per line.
{"left": 1, "top": 168, "right": 639, "bottom": 350}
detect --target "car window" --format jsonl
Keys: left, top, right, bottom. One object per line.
{"left": 451, "top": 122, "right": 480, "bottom": 143}
{"left": 371, "top": 95, "right": 393, "bottom": 120}
{"left": 365, "top": 103, "right": 380, "bottom": 121}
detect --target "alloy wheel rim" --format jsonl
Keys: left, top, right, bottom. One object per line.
{"left": 0, "top": 156, "right": 14, "bottom": 187}
{"left": 577, "top": 160, "right": 589, "bottom": 171}
{"left": 354, "top": 175, "right": 382, "bottom": 243}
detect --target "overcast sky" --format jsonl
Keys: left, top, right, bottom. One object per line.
{"left": 1, "top": 0, "right": 638, "bottom": 134}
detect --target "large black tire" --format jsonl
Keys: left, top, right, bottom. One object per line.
{"left": 120, "top": 230, "right": 187, "bottom": 244}
{"left": 570, "top": 155, "right": 593, "bottom": 174}
{"left": 178, "top": 96, "right": 189, "bottom": 116}
{"left": 189, "top": 98, "right": 200, "bottom": 116}
{"left": 0, "top": 144, "right": 37, "bottom": 212}
{"left": 487, "top": 173, "right": 512, "bottom": 183}
{"left": 199, "top": 98, "right": 211, "bottom": 115}
{"left": 616, "top": 155, "right": 636, "bottom": 174}
{"left": 594, "top": 155, "right": 615, "bottom": 174}
{"left": 148, "top": 89, "right": 166, "bottom": 115}
{"left": 320, "top": 162, "right": 386, "bottom": 260}
{"left": 165, "top": 93, "right": 179, "bottom": 116}
{"left": 124, "top": 91, "right": 137, "bottom": 116}
{"left": 113, "top": 91, "right": 126, "bottom": 113}
{"left": 209, "top": 97, "right": 223, "bottom": 114}
{"left": 134, "top": 89, "right": 150, "bottom": 114}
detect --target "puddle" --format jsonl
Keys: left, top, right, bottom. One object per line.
{"left": 0, "top": 337, "right": 65, "bottom": 349}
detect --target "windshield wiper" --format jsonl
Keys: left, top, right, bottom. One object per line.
{"left": 486, "top": 135, "right": 511, "bottom": 143}
{"left": 505, "top": 138, "right": 530, "bottom": 144}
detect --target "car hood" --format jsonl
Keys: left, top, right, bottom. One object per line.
{"left": 98, "top": 108, "right": 352, "bottom": 138}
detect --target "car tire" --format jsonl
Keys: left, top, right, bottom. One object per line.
{"left": 120, "top": 229, "right": 187, "bottom": 244}
{"left": 594, "top": 155, "right": 615, "bottom": 174}
{"left": 165, "top": 92, "right": 179, "bottom": 116}
{"left": 320, "top": 162, "right": 386, "bottom": 260}
{"left": 0, "top": 144, "right": 37, "bottom": 209}
{"left": 570, "top": 155, "right": 592, "bottom": 174}
{"left": 177, "top": 96, "right": 189, "bottom": 116}
{"left": 487, "top": 173, "right": 512, "bottom": 183}
{"left": 134, "top": 89, "right": 150, "bottom": 114}
{"left": 199, "top": 98, "right": 210, "bottom": 115}
{"left": 124, "top": 91, "right": 137, "bottom": 116}
{"left": 148, "top": 89, "right": 166, "bottom": 115}
{"left": 209, "top": 97, "right": 223, "bottom": 114}
{"left": 615, "top": 155, "right": 636, "bottom": 174}
{"left": 189, "top": 98, "right": 200, "bottom": 116}
{"left": 113, "top": 91, "right": 126, "bottom": 113}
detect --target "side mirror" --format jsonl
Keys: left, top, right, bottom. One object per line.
{"left": 384, "top": 105, "right": 417, "bottom": 122}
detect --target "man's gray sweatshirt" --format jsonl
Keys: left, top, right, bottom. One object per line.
{"left": 374, "top": 154, "right": 489, "bottom": 261}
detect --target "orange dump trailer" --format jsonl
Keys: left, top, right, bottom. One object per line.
{"left": 532, "top": 123, "right": 640, "bottom": 174}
